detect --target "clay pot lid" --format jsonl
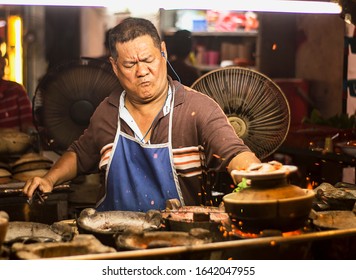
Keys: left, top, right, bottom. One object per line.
{"left": 0, "top": 129, "right": 32, "bottom": 146}
{"left": 231, "top": 164, "right": 298, "bottom": 182}
{"left": 12, "top": 161, "right": 52, "bottom": 174}
{"left": 11, "top": 153, "right": 53, "bottom": 168}
{"left": 223, "top": 184, "right": 313, "bottom": 203}
{"left": 12, "top": 169, "right": 49, "bottom": 182}
{"left": 0, "top": 129, "right": 32, "bottom": 155}
{"left": 0, "top": 168, "right": 12, "bottom": 178}
{"left": 0, "top": 128, "right": 29, "bottom": 137}
{"left": 0, "top": 211, "right": 9, "bottom": 245}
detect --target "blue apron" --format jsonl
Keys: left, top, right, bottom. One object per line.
{"left": 96, "top": 89, "right": 183, "bottom": 212}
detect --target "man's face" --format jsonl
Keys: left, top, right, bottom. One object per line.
{"left": 110, "top": 35, "right": 168, "bottom": 104}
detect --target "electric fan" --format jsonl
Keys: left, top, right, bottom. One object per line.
{"left": 191, "top": 66, "right": 290, "bottom": 160}
{"left": 33, "top": 58, "right": 123, "bottom": 153}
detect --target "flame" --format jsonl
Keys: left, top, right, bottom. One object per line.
{"left": 305, "top": 176, "right": 317, "bottom": 190}
{"left": 230, "top": 228, "right": 260, "bottom": 238}
{"left": 228, "top": 226, "right": 305, "bottom": 239}
{"left": 282, "top": 229, "right": 304, "bottom": 237}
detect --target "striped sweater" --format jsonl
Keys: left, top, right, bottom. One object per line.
{"left": 0, "top": 79, "right": 33, "bottom": 132}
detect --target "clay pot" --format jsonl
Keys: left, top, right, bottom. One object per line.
{"left": 223, "top": 178, "right": 315, "bottom": 233}
{"left": 0, "top": 168, "right": 12, "bottom": 184}
{"left": 0, "top": 211, "right": 9, "bottom": 247}
{"left": 12, "top": 169, "right": 49, "bottom": 182}
{"left": 11, "top": 152, "right": 53, "bottom": 168}
{"left": 0, "top": 129, "right": 32, "bottom": 155}
{"left": 9, "top": 153, "right": 53, "bottom": 182}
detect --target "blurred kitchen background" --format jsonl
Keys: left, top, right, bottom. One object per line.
{"left": 1, "top": 1, "right": 356, "bottom": 221}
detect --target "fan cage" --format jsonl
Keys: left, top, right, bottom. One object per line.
{"left": 33, "top": 58, "right": 122, "bottom": 153}
{"left": 191, "top": 66, "right": 290, "bottom": 160}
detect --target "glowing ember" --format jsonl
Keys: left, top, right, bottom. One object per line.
{"left": 282, "top": 229, "right": 304, "bottom": 237}
{"left": 306, "top": 177, "right": 317, "bottom": 190}
{"left": 229, "top": 228, "right": 259, "bottom": 238}
{"left": 229, "top": 227, "right": 307, "bottom": 239}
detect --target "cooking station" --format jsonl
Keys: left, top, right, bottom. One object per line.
{"left": 60, "top": 227, "right": 356, "bottom": 260}
{"left": 1, "top": 177, "right": 356, "bottom": 260}
{"left": 2, "top": 208, "right": 356, "bottom": 260}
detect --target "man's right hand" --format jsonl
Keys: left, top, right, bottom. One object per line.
{"left": 22, "top": 176, "right": 54, "bottom": 200}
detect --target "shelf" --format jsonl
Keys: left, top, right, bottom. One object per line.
{"left": 160, "top": 9, "right": 261, "bottom": 70}
{"left": 195, "top": 64, "right": 220, "bottom": 72}
{"left": 163, "top": 29, "right": 258, "bottom": 37}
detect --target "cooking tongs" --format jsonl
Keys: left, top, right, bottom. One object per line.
{"left": 27, "top": 189, "right": 47, "bottom": 205}
{"left": 24, "top": 184, "right": 71, "bottom": 205}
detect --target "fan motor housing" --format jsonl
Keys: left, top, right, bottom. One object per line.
{"left": 227, "top": 115, "right": 247, "bottom": 138}
{"left": 69, "top": 100, "right": 95, "bottom": 126}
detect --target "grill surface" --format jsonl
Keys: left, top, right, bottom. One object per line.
{"left": 50, "top": 227, "right": 356, "bottom": 260}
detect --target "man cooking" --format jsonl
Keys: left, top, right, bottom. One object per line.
{"left": 23, "top": 17, "right": 260, "bottom": 212}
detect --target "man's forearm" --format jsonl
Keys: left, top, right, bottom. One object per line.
{"left": 43, "top": 151, "right": 78, "bottom": 186}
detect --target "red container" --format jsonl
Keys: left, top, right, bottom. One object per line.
{"left": 273, "top": 79, "right": 310, "bottom": 125}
